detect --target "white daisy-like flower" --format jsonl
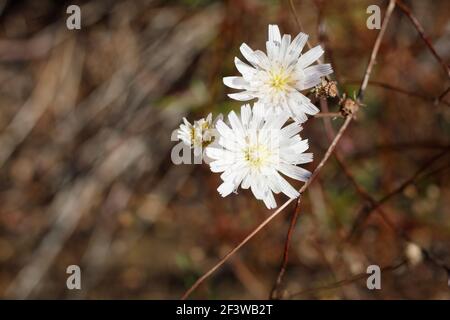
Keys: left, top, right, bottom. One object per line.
{"left": 206, "top": 103, "right": 313, "bottom": 209}
{"left": 177, "top": 113, "right": 217, "bottom": 155}
{"left": 223, "top": 24, "right": 333, "bottom": 123}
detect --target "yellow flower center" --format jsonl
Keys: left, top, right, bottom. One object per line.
{"left": 268, "top": 69, "right": 291, "bottom": 91}
{"left": 244, "top": 144, "right": 271, "bottom": 168}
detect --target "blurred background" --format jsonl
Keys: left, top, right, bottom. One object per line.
{"left": 0, "top": 0, "right": 449, "bottom": 299}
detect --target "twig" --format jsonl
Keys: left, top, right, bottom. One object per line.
{"left": 396, "top": 0, "right": 450, "bottom": 79}
{"left": 181, "top": 115, "right": 352, "bottom": 299}
{"left": 269, "top": 116, "right": 352, "bottom": 299}
{"left": 348, "top": 148, "right": 449, "bottom": 239}
{"left": 230, "top": 256, "right": 267, "bottom": 299}
{"left": 181, "top": 0, "right": 364, "bottom": 299}
{"left": 333, "top": 148, "right": 450, "bottom": 278}
{"left": 345, "top": 80, "right": 450, "bottom": 107}
{"left": 270, "top": 0, "right": 397, "bottom": 298}
{"left": 288, "top": 0, "right": 312, "bottom": 50}
{"left": 288, "top": 0, "right": 327, "bottom": 68}
{"left": 314, "top": 112, "right": 343, "bottom": 118}
{"left": 315, "top": 96, "right": 449, "bottom": 298}
{"left": 357, "top": 0, "right": 396, "bottom": 102}
{"left": 181, "top": 194, "right": 295, "bottom": 299}
{"left": 314, "top": 0, "right": 341, "bottom": 83}
{"left": 348, "top": 142, "right": 450, "bottom": 161}
{"left": 269, "top": 199, "right": 301, "bottom": 299}
{"left": 437, "top": 86, "right": 450, "bottom": 104}
{"left": 288, "top": 260, "right": 406, "bottom": 298}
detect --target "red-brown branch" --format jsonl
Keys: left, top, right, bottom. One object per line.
{"left": 269, "top": 0, "right": 397, "bottom": 298}
{"left": 396, "top": 0, "right": 450, "bottom": 79}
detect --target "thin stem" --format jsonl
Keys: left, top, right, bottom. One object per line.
{"left": 270, "top": 0, "right": 396, "bottom": 298}
{"left": 345, "top": 80, "right": 450, "bottom": 107}
{"left": 181, "top": 197, "right": 295, "bottom": 300}
{"left": 396, "top": 0, "right": 450, "bottom": 79}
{"left": 348, "top": 148, "right": 449, "bottom": 238}
{"left": 288, "top": 261, "right": 406, "bottom": 298}
{"left": 334, "top": 149, "right": 450, "bottom": 277}
{"left": 288, "top": 0, "right": 328, "bottom": 69}
{"left": 269, "top": 200, "right": 301, "bottom": 299}
{"left": 288, "top": 0, "right": 312, "bottom": 50}
{"left": 438, "top": 86, "right": 450, "bottom": 103}
{"left": 358, "top": 0, "right": 396, "bottom": 101}
{"left": 314, "top": 112, "right": 343, "bottom": 118}
{"left": 269, "top": 116, "right": 352, "bottom": 299}
{"left": 181, "top": 116, "right": 352, "bottom": 300}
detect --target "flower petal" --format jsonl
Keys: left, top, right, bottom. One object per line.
{"left": 218, "top": 181, "right": 235, "bottom": 197}
{"left": 287, "top": 32, "right": 308, "bottom": 61}
{"left": 223, "top": 76, "right": 249, "bottom": 90}
{"left": 240, "top": 43, "right": 260, "bottom": 67}
{"left": 277, "top": 163, "right": 311, "bottom": 182}
{"left": 268, "top": 24, "right": 281, "bottom": 44}
{"left": 234, "top": 57, "right": 256, "bottom": 78}
{"left": 228, "top": 91, "right": 255, "bottom": 101}
{"left": 300, "top": 64, "right": 333, "bottom": 89}
{"left": 297, "top": 45, "right": 324, "bottom": 69}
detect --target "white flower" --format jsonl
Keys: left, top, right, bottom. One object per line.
{"left": 206, "top": 103, "right": 313, "bottom": 209}
{"left": 177, "top": 113, "right": 217, "bottom": 155}
{"left": 223, "top": 24, "right": 333, "bottom": 123}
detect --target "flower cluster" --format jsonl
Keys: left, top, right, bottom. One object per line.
{"left": 176, "top": 25, "right": 333, "bottom": 208}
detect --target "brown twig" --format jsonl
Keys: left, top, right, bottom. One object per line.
{"left": 316, "top": 89, "right": 449, "bottom": 297}
{"left": 345, "top": 80, "right": 450, "bottom": 107}
{"left": 357, "top": 0, "right": 397, "bottom": 102}
{"left": 288, "top": 0, "right": 312, "bottom": 51}
{"left": 314, "top": 0, "right": 341, "bottom": 83}
{"left": 181, "top": 0, "right": 367, "bottom": 299}
{"left": 396, "top": 0, "right": 450, "bottom": 79}
{"left": 333, "top": 146, "right": 450, "bottom": 278}
{"left": 181, "top": 115, "right": 352, "bottom": 299}
{"left": 314, "top": 112, "right": 343, "bottom": 118}
{"left": 346, "top": 142, "right": 450, "bottom": 162}
{"left": 288, "top": 260, "right": 406, "bottom": 298}
{"left": 181, "top": 196, "right": 296, "bottom": 299}
{"left": 269, "top": 198, "right": 301, "bottom": 299}
{"left": 267, "top": 117, "right": 352, "bottom": 300}
{"left": 269, "top": 0, "right": 396, "bottom": 298}
{"left": 437, "top": 86, "right": 450, "bottom": 104}
{"left": 347, "top": 148, "right": 449, "bottom": 239}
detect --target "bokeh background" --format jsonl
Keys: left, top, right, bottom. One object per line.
{"left": 0, "top": 0, "right": 449, "bottom": 299}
